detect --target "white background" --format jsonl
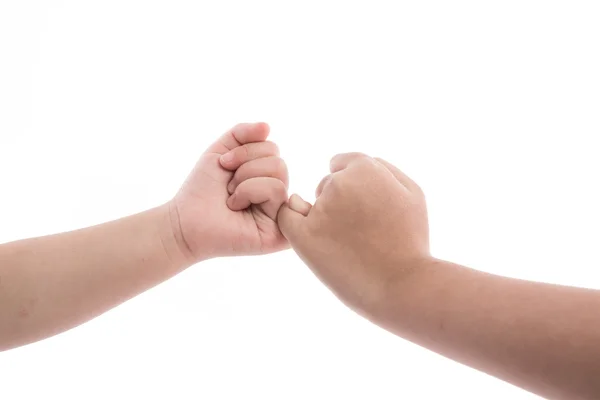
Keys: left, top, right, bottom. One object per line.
{"left": 1, "top": 1, "right": 599, "bottom": 399}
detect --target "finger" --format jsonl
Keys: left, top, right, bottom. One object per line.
{"left": 227, "top": 156, "right": 288, "bottom": 194}
{"left": 374, "top": 157, "right": 422, "bottom": 194}
{"left": 206, "top": 122, "right": 270, "bottom": 155}
{"left": 288, "top": 194, "right": 312, "bottom": 216}
{"left": 227, "top": 177, "right": 288, "bottom": 220}
{"left": 329, "top": 152, "right": 369, "bottom": 173}
{"left": 277, "top": 200, "right": 308, "bottom": 244}
{"left": 315, "top": 174, "right": 333, "bottom": 198}
{"left": 219, "top": 141, "right": 280, "bottom": 170}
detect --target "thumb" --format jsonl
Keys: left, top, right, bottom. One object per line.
{"left": 277, "top": 194, "right": 312, "bottom": 243}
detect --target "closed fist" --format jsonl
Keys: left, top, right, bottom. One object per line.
{"left": 277, "top": 153, "right": 430, "bottom": 317}
{"left": 171, "top": 123, "right": 289, "bottom": 263}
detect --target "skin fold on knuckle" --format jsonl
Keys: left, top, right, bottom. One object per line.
{"left": 238, "top": 144, "right": 250, "bottom": 163}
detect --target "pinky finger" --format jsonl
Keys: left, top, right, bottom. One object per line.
{"left": 288, "top": 194, "right": 312, "bottom": 216}
{"left": 227, "top": 177, "right": 288, "bottom": 220}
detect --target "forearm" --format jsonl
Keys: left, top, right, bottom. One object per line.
{"left": 0, "top": 203, "right": 192, "bottom": 351}
{"left": 377, "top": 259, "right": 600, "bottom": 400}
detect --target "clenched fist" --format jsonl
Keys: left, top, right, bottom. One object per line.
{"left": 277, "top": 153, "right": 430, "bottom": 318}
{"left": 170, "top": 122, "right": 289, "bottom": 263}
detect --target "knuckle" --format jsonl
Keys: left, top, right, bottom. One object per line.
{"left": 328, "top": 174, "right": 345, "bottom": 192}
{"left": 330, "top": 153, "right": 342, "bottom": 162}
{"left": 330, "top": 152, "right": 370, "bottom": 171}
{"left": 329, "top": 153, "right": 345, "bottom": 166}
{"left": 413, "top": 182, "right": 425, "bottom": 197}
{"left": 266, "top": 141, "right": 280, "bottom": 156}
{"left": 272, "top": 180, "right": 287, "bottom": 197}
{"left": 233, "top": 122, "right": 251, "bottom": 132}
{"left": 349, "top": 152, "right": 370, "bottom": 163}
{"left": 333, "top": 151, "right": 367, "bottom": 160}
{"left": 229, "top": 123, "right": 245, "bottom": 140}
{"left": 354, "top": 157, "right": 377, "bottom": 172}
{"left": 316, "top": 174, "right": 332, "bottom": 195}
{"left": 239, "top": 144, "right": 250, "bottom": 160}
{"left": 274, "top": 157, "right": 288, "bottom": 176}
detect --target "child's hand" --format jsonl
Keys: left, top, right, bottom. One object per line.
{"left": 170, "top": 122, "right": 289, "bottom": 262}
{"left": 277, "top": 153, "right": 430, "bottom": 316}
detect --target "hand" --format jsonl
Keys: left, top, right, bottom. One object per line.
{"left": 170, "top": 122, "right": 289, "bottom": 263}
{"left": 277, "top": 153, "right": 430, "bottom": 317}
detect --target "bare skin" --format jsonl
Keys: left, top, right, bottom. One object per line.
{"left": 0, "top": 122, "right": 289, "bottom": 352}
{"left": 278, "top": 152, "right": 600, "bottom": 400}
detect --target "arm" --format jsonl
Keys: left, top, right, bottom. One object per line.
{"left": 379, "top": 259, "right": 600, "bottom": 400}
{"left": 0, "top": 122, "right": 289, "bottom": 352}
{"left": 0, "top": 205, "right": 187, "bottom": 351}
{"left": 277, "top": 152, "right": 600, "bottom": 400}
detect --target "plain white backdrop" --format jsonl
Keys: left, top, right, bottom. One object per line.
{"left": 1, "top": 1, "right": 599, "bottom": 399}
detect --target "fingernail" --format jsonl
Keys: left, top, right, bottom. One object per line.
{"left": 227, "top": 181, "right": 235, "bottom": 194}
{"left": 289, "top": 194, "right": 312, "bottom": 216}
{"left": 220, "top": 152, "right": 234, "bottom": 164}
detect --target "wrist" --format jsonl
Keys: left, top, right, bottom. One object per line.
{"left": 369, "top": 255, "right": 443, "bottom": 330}
{"left": 156, "top": 201, "right": 196, "bottom": 269}
{"left": 374, "top": 256, "right": 479, "bottom": 343}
